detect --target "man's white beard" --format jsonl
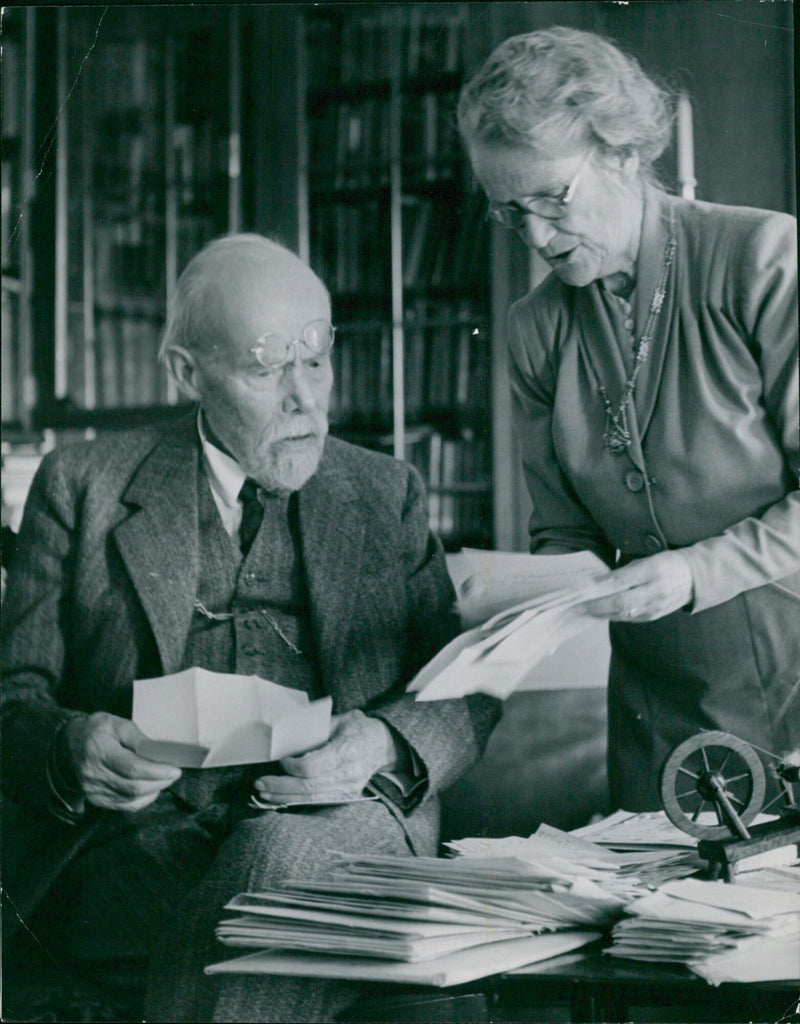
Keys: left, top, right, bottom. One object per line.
{"left": 242, "top": 412, "right": 328, "bottom": 494}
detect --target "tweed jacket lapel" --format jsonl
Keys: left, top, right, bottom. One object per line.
{"left": 113, "top": 415, "right": 200, "bottom": 674}
{"left": 297, "top": 441, "right": 364, "bottom": 693}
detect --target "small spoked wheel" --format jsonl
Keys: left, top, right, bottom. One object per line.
{"left": 659, "top": 731, "right": 766, "bottom": 840}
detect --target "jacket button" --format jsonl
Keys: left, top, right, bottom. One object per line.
{"left": 644, "top": 534, "right": 663, "bottom": 553}
{"left": 625, "top": 470, "right": 644, "bottom": 492}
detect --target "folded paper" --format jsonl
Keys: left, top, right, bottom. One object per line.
{"left": 133, "top": 667, "right": 332, "bottom": 768}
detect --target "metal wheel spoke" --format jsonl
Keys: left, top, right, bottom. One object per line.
{"left": 677, "top": 766, "right": 699, "bottom": 780}
{"left": 701, "top": 747, "right": 711, "bottom": 773}
{"left": 691, "top": 800, "right": 706, "bottom": 822}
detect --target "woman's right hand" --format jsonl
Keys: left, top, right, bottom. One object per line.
{"left": 581, "top": 550, "right": 695, "bottom": 623}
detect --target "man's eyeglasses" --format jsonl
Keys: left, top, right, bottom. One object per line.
{"left": 486, "top": 151, "right": 592, "bottom": 229}
{"left": 251, "top": 319, "right": 336, "bottom": 370}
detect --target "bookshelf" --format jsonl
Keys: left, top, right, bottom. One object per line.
{"left": 2, "top": 5, "right": 242, "bottom": 431}
{"left": 1, "top": 7, "right": 35, "bottom": 432}
{"left": 300, "top": 5, "right": 493, "bottom": 551}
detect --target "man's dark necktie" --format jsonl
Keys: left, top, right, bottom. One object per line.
{"left": 238, "top": 478, "right": 264, "bottom": 555}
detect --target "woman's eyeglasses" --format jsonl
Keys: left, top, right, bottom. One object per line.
{"left": 250, "top": 319, "right": 336, "bottom": 369}
{"left": 486, "top": 151, "right": 592, "bottom": 229}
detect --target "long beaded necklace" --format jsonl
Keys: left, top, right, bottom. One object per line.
{"left": 597, "top": 235, "right": 676, "bottom": 456}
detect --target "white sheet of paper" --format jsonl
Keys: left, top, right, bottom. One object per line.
{"left": 133, "top": 668, "right": 332, "bottom": 768}
{"left": 572, "top": 810, "right": 695, "bottom": 848}
{"left": 657, "top": 877, "right": 800, "bottom": 920}
{"left": 693, "top": 930, "right": 800, "bottom": 986}
{"left": 205, "top": 930, "right": 602, "bottom": 986}
{"left": 456, "top": 549, "right": 611, "bottom": 627}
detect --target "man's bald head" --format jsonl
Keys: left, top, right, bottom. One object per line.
{"left": 160, "top": 234, "right": 331, "bottom": 364}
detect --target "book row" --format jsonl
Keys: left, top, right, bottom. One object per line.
{"left": 402, "top": 194, "right": 487, "bottom": 293}
{"left": 327, "top": 301, "right": 491, "bottom": 425}
{"left": 89, "top": 211, "right": 218, "bottom": 304}
{"left": 310, "top": 203, "right": 391, "bottom": 297}
{"left": 306, "top": 10, "right": 465, "bottom": 92}
{"left": 425, "top": 429, "right": 493, "bottom": 547}
{"left": 91, "top": 119, "right": 230, "bottom": 208}
{"left": 344, "top": 424, "right": 492, "bottom": 549}
{"left": 310, "top": 192, "right": 487, "bottom": 297}
{"left": 61, "top": 311, "right": 171, "bottom": 411}
{"left": 309, "top": 92, "right": 462, "bottom": 190}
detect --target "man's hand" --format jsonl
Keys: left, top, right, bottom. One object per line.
{"left": 64, "top": 712, "right": 182, "bottom": 812}
{"left": 580, "top": 550, "right": 694, "bottom": 623}
{"left": 253, "top": 710, "right": 400, "bottom": 806}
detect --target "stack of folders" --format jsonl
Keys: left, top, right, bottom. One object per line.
{"left": 606, "top": 871, "right": 800, "bottom": 985}
{"left": 205, "top": 849, "right": 618, "bottom": 986}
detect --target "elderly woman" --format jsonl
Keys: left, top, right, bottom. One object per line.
{"left": 457, "top": 27, "right": 799, "bottom": 811}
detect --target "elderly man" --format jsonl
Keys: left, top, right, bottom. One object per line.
{"left": 1, "top": 234, "right": 500, "bottom": 1022}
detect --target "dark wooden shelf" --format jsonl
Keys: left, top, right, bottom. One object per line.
{"left": 32, "top": 402, "right": 192, "bottom": 433}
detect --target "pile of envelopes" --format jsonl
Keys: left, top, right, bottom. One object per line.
{"left": 606, "top": 871, "right": 800, "bottom": 985}
{"left": 205, "top": 812, "right": 797, "bottom": 986}
{"left": 447, "top": 820, "right": 704, "bottom": 901}
{"left": 205, "top": 839, "right": 629, "bottom": 985}
{"left": 206, "top": 820, "right": 692, "bottom": 985}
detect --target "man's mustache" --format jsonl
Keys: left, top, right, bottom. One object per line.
{"left": 264, "top": 411, "right": 328, "bottom": 443}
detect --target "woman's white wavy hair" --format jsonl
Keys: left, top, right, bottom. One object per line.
{"left": 457, "top": 27, "right": 675, "bottom": 181}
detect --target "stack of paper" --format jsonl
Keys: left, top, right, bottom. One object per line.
{"left": 206, "top": 932, "right": 602, "bottom": 987}
{"left": 409, "top": 550, "right": 626, "bottom": 701}
{"left": 606, "top": 873, "right": 800, "bottom": 985}
{"left": 570, "top": 810, "right": 705, "bottom": 887}
{"left": 572, "top": 809, "right": 795, "bottom": 885}
{"left": 329, "top": 850, "right": 626, "bottom": 925}
{"left": 204, "top": 812, "right": 798, "bottom": 987}
{"left": 447, "top": 821, "right": 701, "bottom": 900}
{"left": 205, "top": 847, "right": 614, "bottom": 985}
{"left": 215, "top": 891, "right": 533, "bottom": 959}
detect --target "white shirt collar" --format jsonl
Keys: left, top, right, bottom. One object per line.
{"left": 197, "top": 408, "right": 246, "bottom": 510}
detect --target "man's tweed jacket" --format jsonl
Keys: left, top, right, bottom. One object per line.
{"left": 1, "top": 412, "right": 501, "bottom": 930}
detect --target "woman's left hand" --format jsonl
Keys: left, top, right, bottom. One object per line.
{"left": 580, "top": 550, "right": 694, "bottom": 623}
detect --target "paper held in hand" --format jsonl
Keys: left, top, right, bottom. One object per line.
{"left": 133, "top": 667, "right": 332, "bottom": 768}
{"left": 409, "top": 550, "right": 626, "bottom": 701}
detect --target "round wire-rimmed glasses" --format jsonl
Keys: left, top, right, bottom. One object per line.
{"left": 250, "top": 319, "right": 336, "bottom": 369}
